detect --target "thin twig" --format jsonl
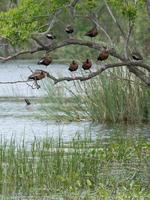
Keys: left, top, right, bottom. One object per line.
{"left": 103, "top": 0, "right": 126, "bottom": 38}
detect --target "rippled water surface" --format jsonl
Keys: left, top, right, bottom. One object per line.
{"left": 0, "top": 60, "right": 149, "bottom": 143}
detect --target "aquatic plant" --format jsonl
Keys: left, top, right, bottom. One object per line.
{"left": 0, "top": 133, "right": 149, "bottom": 199}
{"left": 43, "top": 68, "right": 150, "bottom": 123}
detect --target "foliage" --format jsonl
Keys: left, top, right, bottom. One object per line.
{"left": 0, "top": 0, "right": 69, "bottom": 44}
{"left": 0, "top": 0, "right": 148, "bottom": 45}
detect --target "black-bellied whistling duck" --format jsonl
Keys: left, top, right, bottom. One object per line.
{"left": 46, "top": 33, "right": 56, "bottom": 40}
{"left": 68, "top": 60, "right": 78, "bottom": 72}
{"left": 65, "top": 25, "right": 74, "bottom": 34}
{"left": 28, "top": 70, "right": 50, "bottom": 89}
{"left": 82, "top": 59, "right": 92, "bottom": 70}
{"left": 28, "top": 70, "right": 49, "bottom": 81}
{"left": 85, "top": 26, "right": 98, "bottom": 38}
{"left": 97, "top": 47, "right": 109, "bottom": 61}
{"left": 38, "top": 56, "right": 52, "bottom": 66}
{"left": 131, "top": 51, "right": 143, "bottom": 61}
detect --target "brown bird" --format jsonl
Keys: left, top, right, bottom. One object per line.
{"left": 28, "top": 70, "right": 50, "bottom": 89}
{"left": 38, "top": 56, "right": 52, "bottom": 66}
{"left": 85, "top": 26, "right": 98, "bottom": 38}
{"left": 82, "top": 59, "right": 92, "bottom": 70}
{"left": 46, "top": 33, "right": 56, "bottom": 40}
{"left": 131, "top": 51, "right": 143, "bottom": 61}
{"left": 28, "top": 70, "right": 49, "bottom": 81}
{"left": 65, "top": 25, "right": 74, "bottom": 34}
{"left": 97, "top": 48, "right": 109, "bottom": 61}
{"left": 68, "top": 60, "right": 78, "bottom": 72}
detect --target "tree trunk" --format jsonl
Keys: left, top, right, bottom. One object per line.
{"left": 147, "top": 0, "right": 150, "bottom": 16}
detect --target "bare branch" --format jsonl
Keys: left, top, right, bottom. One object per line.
{"left": 103, "top": 0, "right": 126, "bottom": 38}
{"left": 47, "top": 38, "right": 124, "bottom": 60}
{"left": 0, "top": 61, "right": 149, "bottom": 87}
{"left": 0, "top": 47, "right": 44, "bottom": 62}
{"left": 87, "top": 13, "right": 114, "bottom": 46}
{"left": 70, "top": 0, "right": 80, "bottom": 7}
{"left": 124, "top": 21, "right": 134, "bottom": 59}
{"left": 50, "top": 62, "right": 150, "bottom": 85}
{"left": 128, "top": 66, "right": 150, "bottom": 86}
{"left": 36, "top": 0, "right": 80, "bottom": 36}
{"left": 0, "top": 80, "right": 31, "bottom": 84}
{"left": 31, "top": 35, "right": 49, "bottom": 48}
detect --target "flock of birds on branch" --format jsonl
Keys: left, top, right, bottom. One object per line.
{"left": 27, "top": 25, "right": 143, "bottom": 89}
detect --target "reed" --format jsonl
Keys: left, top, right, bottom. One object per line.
{"left": 43, "top": 68, "right": 150, "bottom": 123}
{"left": 0, "top": 133, "right": 149, "bottom": 199}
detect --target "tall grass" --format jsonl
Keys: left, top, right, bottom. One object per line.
{"left": 0, "top": 133, "right": 149, "bottom": 199}
{"left": 43, "top": 68, "right": 150, "bottom": 123}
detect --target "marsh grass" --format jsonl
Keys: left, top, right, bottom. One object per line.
{"left": 43, "top": 68, "right": 150, "bottom": 123}
{"left": 0, "top": 133, "right": 149, "bottom": 199}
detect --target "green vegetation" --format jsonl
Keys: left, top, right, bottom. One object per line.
{"left": 43, "top": 69, "right": 150, "bottom": 123}
{"left": 0, "top": 0, "right": 149, "bottom": 53}
{"left": 0, "top": 133, "right": 149, "bottom": 199}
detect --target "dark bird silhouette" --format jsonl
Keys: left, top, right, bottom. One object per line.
{"left": 82, "top": 59, "right": 92, "bottom": 70}
{"left": 68, "top": 60, "right": 78, "bottom": 72}
{"left": 38, "top": 56, "right": 52, "bottom": 66}
{"left": 65, "top": 25, "right": 74, "bottom": 34}
{"left": 131, "top": 52, "right": 143, "bottom": 61}
{"left": 28, "top": 70, "right": 49, "bottom": 81}
{"left": 46, "top": 33, "right": 56, "bottom": 40}
{"left": 24, "top": 98, "right": 31, "bottom": 106}
{"left": 97, "top": 48, "right": 109, "bottom": 61}
{"left": 85, "top": 26, "right": 98, "bottom": 38}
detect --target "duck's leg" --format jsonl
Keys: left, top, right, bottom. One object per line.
{"left": 34, "top": 79, "right": 41, "bottom": 89}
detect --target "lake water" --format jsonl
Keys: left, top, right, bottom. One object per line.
{"left": 0, "top": 60, "right": 149, "bottom": 144}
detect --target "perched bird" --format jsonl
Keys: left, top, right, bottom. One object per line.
{"left": 97, "top": 47, "right": 109, "bottom": 61}
{"left": 131, "top": 51, "right": 143, "bottom": 61}
{"left": 28, "top": 70, "right": 49, "bottom": 81}
{"left": 24, "top": 98, "right": 31, "bottom": 106}
{"left": 85, "top": 26, "right": 98, "bottom": 38}
{"left": 82, "top": 59, "right": 92, "bottom": 70}
{"left": 38, "top": 56, "right": 52, "bottom": 66}
{"left": 46, "top": 33, "right": 56, "bottom": 40}
{"left": 68, "top": 60, "right": 78, "bottom": 72}
{"left": 65, "top": 25, "right": 74, "bottom": 34}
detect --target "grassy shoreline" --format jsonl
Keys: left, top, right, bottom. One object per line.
{"left": 0, "top": 133, "right": 149, "bottom": 199}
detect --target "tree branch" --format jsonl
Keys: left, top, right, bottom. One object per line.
{"left": 87, "top": 13, "right": 114, "bottom": 46}
{"left": 0, "top": 47, "right": 44, "bottom": 62}
{"left": 0, "top": 61, "right": 149, "bottom": 87}
{"left": 147, "top": 0, "right": 150, "bottom": 15}
{"left": 124, "top": 21, "right": 134, "bottom": 59}
{"left": 103, "top": 0, "right": 126, "bottom": 38}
